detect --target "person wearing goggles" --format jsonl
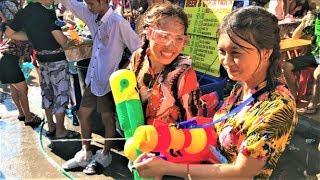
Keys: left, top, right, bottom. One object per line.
{"left": 128, "top": 2, "right": 213, "bottom": 126}
{"left": 148, "top": 27, "right": 188, "bottom": 47}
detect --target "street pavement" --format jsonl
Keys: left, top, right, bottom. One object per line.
{"left": 0, "top": 70, "right": 319, "bottom": 179}
{"left": 0, "top": 80, "right": 132, "bottom": 179}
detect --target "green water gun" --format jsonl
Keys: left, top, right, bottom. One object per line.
{"left": 109, "top": 69, "right": 148, "bottom": 180}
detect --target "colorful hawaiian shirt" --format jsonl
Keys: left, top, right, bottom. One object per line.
{"left": 214, "top": 81, "right": 298, "bottom": 178}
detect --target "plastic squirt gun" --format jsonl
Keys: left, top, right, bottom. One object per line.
{"left": 109, "top": 69, "right": 145, "bottom": 179}
{"left": 124, "top": 117, "right": 228, "bottom": 164}
{"left": 124, "top": 80, "right": 273, "bottom": 165}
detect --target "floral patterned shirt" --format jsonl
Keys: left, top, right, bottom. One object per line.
{"left": 129, "top": 48, "right": 208, "bottom": 126}
{"left": 214, "top": 81, "right": 298, "bottom": 179}
{"left": 0, "top": 39, "right": 33, "bottom": 63}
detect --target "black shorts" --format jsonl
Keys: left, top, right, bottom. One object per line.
{"left": 289, "top": 53, "right": 318, "bottom": 72}
{"left": 0, "top": 53, "right": 25, "bottom": 84}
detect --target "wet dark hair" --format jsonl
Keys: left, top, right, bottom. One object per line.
{"left": 217, "top": 6, "right": 281, "bottom": 91}
{"left": 136, "top": 1, "right": 188, "bottom": 76}
{"left": 143, "top": 1, "right": 188, "bottom": 34}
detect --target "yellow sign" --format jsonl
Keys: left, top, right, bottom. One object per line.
{"left": 184, "top": 0, "right": 234, "bottom": 76}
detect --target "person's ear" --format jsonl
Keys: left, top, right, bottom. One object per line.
{"left": 184, "top": 35, "right": 189, "bottom": 45}
{"left": 262, "top": 49, "right": 273, "bottom": 62}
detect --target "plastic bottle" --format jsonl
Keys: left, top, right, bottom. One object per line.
{"left": 20, "top": 62, "right": 34, "bottom": 79}
{"left": 69, "top": 25, "right": 80, "bottom": 41}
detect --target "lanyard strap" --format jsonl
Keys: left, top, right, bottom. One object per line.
{"left": 177, "top": 85, "right": 269, "bottom": 129}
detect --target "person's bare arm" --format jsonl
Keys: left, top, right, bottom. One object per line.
{"left": 135, "top": 152, "right": 265, "bottom": 179}
{"left": 5, "top": 26, "right": 28, "bottom": 41}
{"left": 176, "top": 153, "right": 265, "bottom": 179}
{"left": 292, "top": 13, "right": 310, "bottom": 39}
{"left": 292, "top": 22, "right": 305, "bottom": 39}
{"left": 51, "top": 29, "right": 76, "bottom": 49}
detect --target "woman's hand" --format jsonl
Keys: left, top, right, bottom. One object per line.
{"left": 134, "top": 153, "right": 167, "bottom": 178}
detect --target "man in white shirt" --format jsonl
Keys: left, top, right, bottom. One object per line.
{"left": 59, "top": 0, "right": 141, "bottom": 174}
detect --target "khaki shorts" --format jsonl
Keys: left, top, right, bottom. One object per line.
{"left": 80, "top": 86, "right": 115, "bottom": 113}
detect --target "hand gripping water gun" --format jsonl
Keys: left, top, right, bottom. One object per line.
{"left": 109, "top": 69, "right": 145, "bottom": 160}
{"left": 125, "top": 117, "right": 227, "bottom": 164}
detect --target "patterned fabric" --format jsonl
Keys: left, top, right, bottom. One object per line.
{"left": 0, "top": 40, "right": 33, "bottom": 63}
{"left": 301, "top": 16, "right": 319, "bottom": 58}
{"left": 129, "top": 48, "right": 206, "bottom": 126}
{"left": 214, "top": 81, "right": 298, "bottom": 179}
{"left": 39, "top": 60, "right": 70, "bottom": 114}
{"left": 35, "top": 47, "right": 63, "bottom": 56}
{"left": 0, "top": 0, "right": 18, "bottom": 21}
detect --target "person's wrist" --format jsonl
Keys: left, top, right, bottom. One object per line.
{"left": 186, "top": 163, "right": 192, "bottom": 180}
{"left": 62, "top": 39, "right": 72, "bottom": 49}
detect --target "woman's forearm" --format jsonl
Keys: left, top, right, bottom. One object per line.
{"left": 165, "top": 153, "right": 265, "bottom": 179}
{"left": 165, "top": 162, "right": 251, "bottom": 179}
{"left": 6, "top": 31, "right": 28, "bottom": 41}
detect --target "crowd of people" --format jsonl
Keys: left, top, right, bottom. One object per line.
{"left": 0, "top": 0, "right": 318, "bottom": 179}
{"left": 283, "top": 10, "right": 319, "bottom": 115}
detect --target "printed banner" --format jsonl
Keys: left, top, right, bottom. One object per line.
{"left": 184, "top": 0, "right": 234, "bottom": 76}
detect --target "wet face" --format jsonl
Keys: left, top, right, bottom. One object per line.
{"left": 146, "top": 16, "right": 187, "bottom": 65}
{"left": 217, "top": 33, "right": 269, "bottom": 82}
{"left": 84, "top": 0, "right": 102, "bottom": 13}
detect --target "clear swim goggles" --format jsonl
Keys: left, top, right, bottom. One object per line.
{"left": 149, "top": 27, "right": 188, "bottom": 46}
